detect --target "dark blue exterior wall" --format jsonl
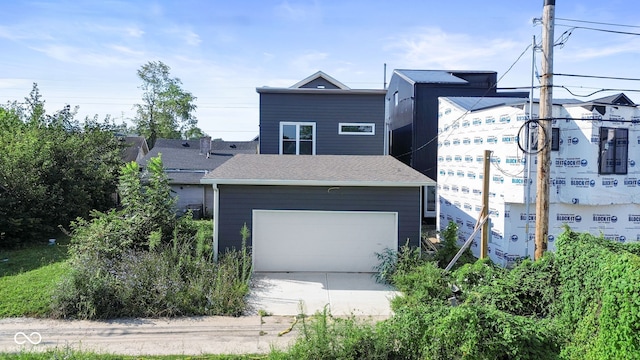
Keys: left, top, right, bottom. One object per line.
{"left": 259, "top": 92, "right": 386, "bottom": 155}
{"left": 387, "top": 71, "right": 527, "bottom": 180}
{"left": 216, "top": 185, "right": 422, "bottom": 251}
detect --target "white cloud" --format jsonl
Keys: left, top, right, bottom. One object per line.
{"left": 385, "top": 27, "right": 520, "bottom": 69}
{"left": 289, "top": 51, "right": 329, "bottom": 73}
{"left": 562, "top": 39, "right": 640, "bottom": 61}
{"left": 184, "top": 30, "right": 201, "bottom": 46}
{"left": 125, "top": 27, "right": 145, "bottom": 38}
{"left": 275, "top": 0, "right": 322, "bottom": 22}
{"left": 31, "top": 44, "right": 141, "bottom": 67}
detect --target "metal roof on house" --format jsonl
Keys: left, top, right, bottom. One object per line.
{"left": 395, "top": 69, "right": 494, "bottom": 84}
{"left": 444, "top": 97, "right": 581, "bottom": 112}
{"left": 201, "top": 154, "right": 435, "bottom": 187}
{"left": 445, "top": 97, "right": 528, "bottom": 111}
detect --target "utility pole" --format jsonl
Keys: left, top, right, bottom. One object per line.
{"left": 481, "top": 150, "right": 491, "bottom": 259}
{"left": 535, "top": 0, "right": 555, "bottom": 260}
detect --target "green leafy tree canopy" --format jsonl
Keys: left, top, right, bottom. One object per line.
{"left": 133, "top": 61, "right": 204, "bottom": 148}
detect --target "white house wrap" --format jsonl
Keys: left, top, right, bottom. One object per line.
{"left": 437, "top": 94, "right": 640, "bottom": 266}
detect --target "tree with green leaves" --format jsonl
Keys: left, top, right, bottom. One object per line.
{"left": 133, "top": 61, "right": 205, "bottom": 148}
{"left": 0, "top": 84, "right": 123, "bottom": 247}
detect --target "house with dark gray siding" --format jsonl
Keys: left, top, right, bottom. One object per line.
{"left": 257, "top": 71, "right": 387, "bottom": 156}
{"left": 386, "top": 69, "right": 528, "bottom": 181}
{"left": 199, "top": 72, "right": 435, "bottom": 272}
{"left": 201, "top": 154, "right": 434, "bottom": 272}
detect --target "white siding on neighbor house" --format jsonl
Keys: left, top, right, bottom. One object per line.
{"left": 437, "top": 97, "right": 640, "bottom": 266}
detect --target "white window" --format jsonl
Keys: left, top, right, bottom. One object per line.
{"left": 599, "top": 127, "right": 628, "bottom": 175}
{"left": 338, "top": 123, "right": 375, "bottom": 135}
{"left": 280, "top": 122, "right": 316, "bottom": 155}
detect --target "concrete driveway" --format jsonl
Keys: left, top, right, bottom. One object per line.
{"left": 246, "top": 272, "right": 399, "bottom": 317}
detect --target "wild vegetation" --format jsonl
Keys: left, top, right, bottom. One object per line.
{"left": 0, "top": 85, "right": 124, "bottom": 248}
{"left": 50, "top": 155, "right": 252, "bottom": 319}
{"left": 271, "top": 226, "right": 640, "bottom": 359}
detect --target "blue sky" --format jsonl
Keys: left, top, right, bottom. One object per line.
{"left": 2, "top": 0, "right": 640, "bottom": 140}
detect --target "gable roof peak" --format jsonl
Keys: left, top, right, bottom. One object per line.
{"left": 290, "top": 71, "right": 350, "bottom": 90}
{"left": 591, "top": 93, "right": 635, "bottom": 106}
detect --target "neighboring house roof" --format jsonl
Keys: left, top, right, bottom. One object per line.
{"left": 289, "top": 71, "right": 350, "bottom": 90}
{"left": 138, "top": 138, "right": 257, "bottom": 184}
{"left": 445, "top": 97, "right": 528, "bottom": 112}
{"left": 445, "top": 97, "right": 579, "bottom": 112}
{"left": 256, "top": 70, "right": 385, "bottom": 95}
{"left": 394, "top": 69, "right": 494, "bottom": 85}
{"left": 211, "top": 140, "right": 258, "bottom": 155}
{"left": 201, "top": 154, "right": 435, "bottom": 187}
{"left": 587, "top": 93, "right": 635, "bottom": 106}
{"left": 120, "top": 136, "right": 150, "bottom": 163}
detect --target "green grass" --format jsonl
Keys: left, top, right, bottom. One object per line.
{"left": 0, "top": 237, "right": 71, "bottom": 317}
{"left": 0, "top": 349, "right": 257, "bottom": 359}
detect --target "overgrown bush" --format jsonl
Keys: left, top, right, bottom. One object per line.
{"left": 269, "top": 308, "right": 392, "bottom": 360}
{"left": 555, "top": 229, "right": 640, "bottom": 359}
{"left": 429, "top": 221, "right": 476, "bottom": 269}
{"left": 373, "top": 241, "right": 423, "bottom": 284}
{"left": 273, "top": 229, "right": 640, "bottom": 359}
{"left": 51, "top": 156, "right": 252, "bottom": 319}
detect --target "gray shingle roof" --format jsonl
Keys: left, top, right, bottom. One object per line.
{"left": 210, "top": 140, "right": 258, "bottom": 155}
{"left": 137, "top": 139, "right": 257, "bottom": 184}
{"left": 201, "top": 154, "right": 435, "bottom": 187}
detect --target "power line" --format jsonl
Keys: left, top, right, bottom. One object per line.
{"left": 553, "top": 73, "right": 640, "bottom": 82}
{"left": 555, "top": 25, "right": 640, "bottom": 37}
{"left": 556, "top": 17, "right": 640, "bottom": 29}
{"left": 393, "top": 43, "right": 533, "bottom": 160}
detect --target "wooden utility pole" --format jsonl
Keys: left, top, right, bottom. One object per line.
{"left": 535, "top": 0, "right": 555, "bottom": 260}
{"left": 481, "top": 150, "right": 491, "bottom": 259}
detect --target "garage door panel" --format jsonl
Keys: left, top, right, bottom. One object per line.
{"left": 253, "top": 210, "right": 398, "bottom": 272}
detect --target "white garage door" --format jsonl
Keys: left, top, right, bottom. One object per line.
{"left": 252, "top": 210, "right": 398, "bottom": 272}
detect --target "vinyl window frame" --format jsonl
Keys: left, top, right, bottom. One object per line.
{"left": 338, "top": 122, "right": 376, "bottom": 136}
{"left": 279, "top": 122, "right": 316, "bottom": 155}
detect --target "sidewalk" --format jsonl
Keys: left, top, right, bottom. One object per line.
{"left": 1, "top": 315, "right": 299, "bottom": 356}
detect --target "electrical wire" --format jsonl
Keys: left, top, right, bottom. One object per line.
{"left": 556, "top": 17, "right": 640, "bottom": 29}
{"left": 555, "top": 25, "right": 640, "bottom": 37}
{"left": 554, "top": 73, "right": 640, "bottom": 82}
{"left": 393, "top": 43, "right": 533, "bottom": 161}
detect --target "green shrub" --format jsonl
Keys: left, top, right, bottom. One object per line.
{"left": 51, "top": 156, "right": 252, "bottom": 319}
{"left": 373, "top": 240, "right": 424, "bottom": 284}
{"left": 429, "top": 221, "right": 476, "bottom": 270}
{"left": 269, "top": 307, "right": 391, "bottom": 360}
{"left": 555, "top": 229, "right": 640, "bottom": 359}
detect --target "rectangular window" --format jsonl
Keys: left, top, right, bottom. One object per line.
{"left": 528, "top": 125, "right": 559, "bottom": 151}
{"left": 394, "top": 91, "right": 398, "bottom": 107}
{"left": 599, "top": 127, "right": 628, "bottom": 174}
{"left": 551, "top": 127, "right": 560, "bottom": 151}
{"left": 338, "top": 123, "right": 375, "bottom": 135}
{"left": 280, "top": 122, "right": 315, "bottom": 155}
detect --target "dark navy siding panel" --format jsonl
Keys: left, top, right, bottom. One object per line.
{"left": 217, "top": 185, "right": 421, "bottom": 252}
{"left": 259, "top": 92, "right": 385, "bottom": 155}
{"left": 386, "top": 71, "right": 527, "bottom": 181}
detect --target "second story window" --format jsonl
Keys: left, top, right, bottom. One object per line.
{"left": 338, "top": 123, "right": 375, "bottom": 135}
{"left": 280, "top": 122, "right": 316, "bottom": 155}
{"left": 599, "top": 127, "right": 628, "bottom": 175}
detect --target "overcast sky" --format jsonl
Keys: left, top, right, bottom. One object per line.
{"left": 2, "top": 0, "right": 640, "bottom": 140}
